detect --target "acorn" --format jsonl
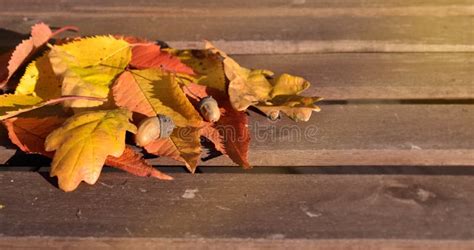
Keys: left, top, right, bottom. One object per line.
{"left": 268, "top": 110, "right": 280, "bottom": 121}
{"left": 198, "top": 96, "right": 221, "bottom": 122}
{"left": 135, "top": 115, "right": 175, "bottom": 147}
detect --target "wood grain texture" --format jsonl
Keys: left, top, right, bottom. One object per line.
{"left": 233, "top": 53, "right": 474, "bottom": 100}
{"left": 1, "top": 172, "right": 474, "bottom": 248}
{"left": 1, "top": 0, "right": 474, "bottom": 10}
{"left": 1, "top": 104, "right": 473, "bottom": 166}
{"left": 1, "top": 238, "right": 474, "bottom": 250}
{"left": 0, "top": 1, "right": 472, "bottom": 53}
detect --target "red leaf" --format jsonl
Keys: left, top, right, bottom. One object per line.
{"left": 200, "top": 121, "right": 226, "bottom": 155}
{"left": 130, "top": 44, "right": 195, "bottom": 75}
{"left": 0, "top": 23, "right": 77, "bottom": 90}
{"left": 105, "top": 146, "right": 173, "bottom": 180}
{"left": 184, "top": 83, "right": 251, "bottom": 168}
{"left": 115, "top": 35, "right": 151, "bottom": 44}
{"left": 3, "top": 116, "right": 64, "bottom": 157}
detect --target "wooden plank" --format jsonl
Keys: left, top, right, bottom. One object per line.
{"left": 1, "top": 104, "right": 473, "bottom": 166}
{"left": 0, "top": 51, "right": 471, "bottom": 100}
{"left": 232, "top": 53, "right": 474, "bottom": 100}
{"left": 0, "top": 1, "right": 472, "bottom": 53}
{"left": 1, "top": 172, "right": 474, "bottom": 249}
{"left": 2, "top": 0, "right": 474, "bottom": 10}
{"left": 2, "top": 238, "right": 474, "bottom": 250}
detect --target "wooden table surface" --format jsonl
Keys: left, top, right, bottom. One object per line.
{"left": 0, "top": 0, "right": 473, "bottom": 249}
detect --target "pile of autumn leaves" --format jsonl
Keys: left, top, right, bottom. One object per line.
{"left": 0, "top": 23, "right": 321, "bottom": 192}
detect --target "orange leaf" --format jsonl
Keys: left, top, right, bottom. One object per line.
{"left": 131, "top": 44, "right": 195, "bottom": 75}
{"left": 0, "top": 23, "right": 77, "bottom": 90}
{"left": 3, "top": 116, "right": 65, "bottom": 157}
{"left": 144, "top": 126, "right": 202, "bottom": 173}
{"left": 113, "top": 71, "right": 155, "bottom": 117}
{"left": 185, "top": 83, "right": 250, "bottom": 168}
{"left": 113, "top": 70, "right": 202, "bottom": 127}
{"left": 105, "top": 146, "right": 173, "bottom": 180}
{"left": 144, "top": 138, "right": 184, "bottom": 163}
{"left": 200, "top": 122, "right": 226, "bottom": 155}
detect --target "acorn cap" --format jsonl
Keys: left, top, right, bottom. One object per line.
{"left": 158, "top": 114, "right": 175, "bottom": 138}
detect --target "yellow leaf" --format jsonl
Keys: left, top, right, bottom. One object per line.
{"left": 270, "top": 73, "right": 310, "bottom": 98}
{"left": 0, "top": 94, "right": 43, "bottom": 117}
{"left": 205, "top": 41, "right": 322, "bottom": 121}
{"left": 0, "top": 95, "right": 108, "bottom": 121}
{"left": 256, "top": 96, "right": 322, "bottom": 122}
{"left": 44, "top": 109, "right": 137, "bottom": 192}
{"left": 15, "top": 53, "right": 62, "bottom": 100}
{"left": 49, "top": 36, "right": 131, "bottom": 107}
{"left": 170, "top": 126, "right": 201, "bottom": 172}
{"left": 205, "top": 41, "right": 273, "bottom": 111}
{"left": 168, "top": 49, "right": 226, "bottom": 91}
{"left": 113, "top": 70, "right": 202, "bottom": 127}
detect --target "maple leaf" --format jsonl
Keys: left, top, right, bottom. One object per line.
{"left": 0, "top": 23, "right": 77, "bottom": 90}
{"left": 0, "top": 94, "right": 106, "bottom": 120}
{"left": 44, "top": 109, "right": 137, "bottom": 192}
{"left": 105, "top": 146, "right": 173, "bottom": 180}
{"left": 184, "top": 83, "right": 250, "bottom": 168}
{"left": 113, "top": 70, "right": 202, "bottom": 127}
{"left": 130, "top": 44, "right": 195, "bottom": 75}
{"left": 48, "top": 36, "right": 131, "bottom": 107}
{"left": 15, "top": 53, "right": 62, "bottom": 100}
{"left": 169, "top": 49, "right": 226, "bottom": 91}
{"left": 205, "top": 41, "right": 321, "bottom": 121}
{"left": 144, "top": 126, "right": 202, "bottom": 173}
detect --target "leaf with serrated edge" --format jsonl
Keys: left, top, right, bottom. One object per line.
{"left": 0, "top": 23, "right": 77, "bottom": 90}
{"left": 169, "top": 49, "right": 226, "bottom": 91}
{"left": 200, "top": 122, "right": 226, "bottom": 155}
{"left": 184, "top": 83, "right": 250, "bottom": 168}
{"left": 144, "top": 126, "right": 202, "bottom": 173}
{"left": 48, "top": 36, "right": 131, "bottom": 107}
{"left": 45, "top": 109, "right": 137, "bottom": 192}
{"left": 3, "top": 116, "right": 65, "bottom": 156}
{"left": 113, "top": 70, "right": 202, "bottom": 127}
{"left": 131, "top": 44, "right": 195, "bottom": 75}
{"left": 105, "top": 146, "right": 173, "bottom": 180}
{"left": 16, "top": 53, "right": 62, "bottom": 100}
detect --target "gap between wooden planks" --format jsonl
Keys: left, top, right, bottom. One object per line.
{"left": 169, "top": 40, "right": 474, "bottom": 54}
{"left": 1, "top": 104, "right": 472, "bottom": 167}
{"left": 1, "top": 172, "right": 474, "bottom": 249}
{"left": 0, "top": 2, "right": 472, "bottom": 53}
